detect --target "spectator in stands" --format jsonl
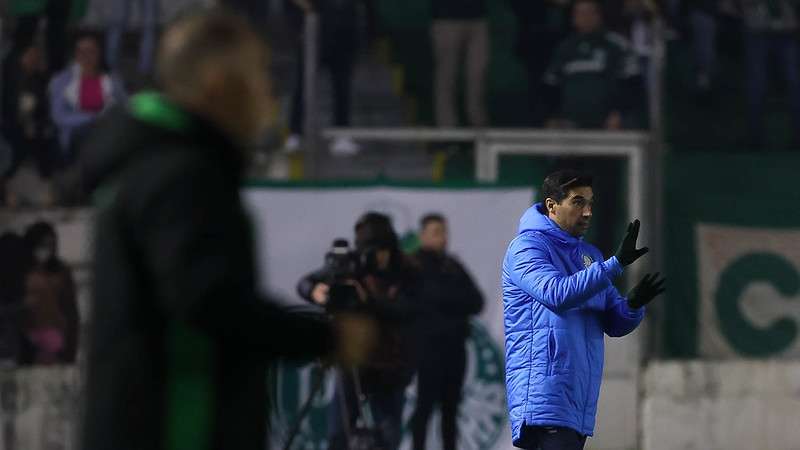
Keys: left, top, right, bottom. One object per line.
{"left": 5, "top": 0, "right": 78, "bottom": 75}
{"left": 49, "top": 32, "right": 126, "bottom": 164}
{"left": 0, "top": 232, "right": 29, "bottom": 363}
{"left": 543, "top": 0, "right": 642, "bottom": 130}
{"left": 410, "top": 213, "right": 483, "bottom": 450}
{"left": 431, "top": 0, "right": 489, "bottom": 128}
{"left": 741, "top": 0, "right": 800, "bottom": 148}
{"left": 1, "top": 45, "right": 58, "bottom": 179}
{"left": 19, "top": 221, "right": 79, "bottom": 365}
{"left": 106, "top": 0, "right": 160, "bottom": 77}
{"left": 507, "top": 0, "right": 571, "bottom": 126}
{"left": 285, "top": 0, "right": 372, "bottom": 156}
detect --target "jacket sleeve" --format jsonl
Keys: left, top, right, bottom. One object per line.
{"left": 453, "top": 260, "right": 484, "bottom": 315}
{"left": 506, "top": 235, "right": 623, "bottom": 313}
{"left": 602, "top": 286, "right": 645, "bottom": 337}
{"left": 48, "top": 74, "right": 96, "bottom": 129}
{"left": 134, "top": 160, "right": 333, "bottom": 361}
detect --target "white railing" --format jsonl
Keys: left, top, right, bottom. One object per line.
{"left": 322, "top": 127, "right": 653, "bottom": 256}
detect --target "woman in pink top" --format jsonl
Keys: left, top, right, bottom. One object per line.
{"left": 49, "top": 32, "right": 126, "bottom": 161}
{"left": 20, "top": 221, "right": 79, "bottom": 365}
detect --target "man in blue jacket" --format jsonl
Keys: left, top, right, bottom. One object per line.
{"left": 502, "top": 170, "right": 664, "bottom": 450}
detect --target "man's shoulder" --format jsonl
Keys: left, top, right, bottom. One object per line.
{"left": 507, "top": 231, "right": 550, "bottom": 253}
{"left": 127, "top": 142, "right": 218, "bottom": 186}
{"left": 116, "top": 140, "right": 231, "bottom": 216}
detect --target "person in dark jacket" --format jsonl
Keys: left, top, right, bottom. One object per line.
{"left": 503, "top": 170, "right": 665, "bottom": 449}
{"left": 78, "top": 10, "right": 374, "bottom": 450}
{"left": 409, "top": 213, "right": 483, "bottom": 450}
{"left": 297, "top": 212, "right": 418, "bottom": 450}
{"left": 543, "top": 0, "right": 642, "bottom": 129}
{"left": 1, "top": 45, "right": 58, "bottom": 178}
{"left": 19, "top": 221, "right": 79, "bottom": 365}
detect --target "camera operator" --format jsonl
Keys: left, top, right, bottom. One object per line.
{"left": 297, "top": 212, "right": 418, "bottom": 450}
{"left": 409, "top": 213, "right": 484, "bottom": 450}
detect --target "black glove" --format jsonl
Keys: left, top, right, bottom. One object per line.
{"left": 627, "top": 273, "right": 666, "bottom": 309}
{"left": 615, "top": 219, "right": 649, "bottom": 266}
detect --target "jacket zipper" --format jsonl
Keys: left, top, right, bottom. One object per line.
{"left": 582, "top": 315, "right": 591, "bottom": 433}
{"left": 547, "top": 328, "right": 555, "bottom": 376}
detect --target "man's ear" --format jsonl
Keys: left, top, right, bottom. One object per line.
{"left": 545, "top": 198, "right": 556, "bottom": 215}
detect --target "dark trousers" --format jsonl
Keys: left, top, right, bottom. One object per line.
{"left": 744, "top": 32, "right": 800, "bottom": 148}
{"left": 328, "top": 370, "right": 405, "bottom": 450}
{"left": 411, "top": 343, "right": 466, "bottom": 450}
{"left": 10, "top": 0, "right": 73, "bottom": 74}
{"left": 289, "top": 42, "right": 355, "bottom": 135}
{"left": 518, "top": 425, "right": 587, "bottom": 450}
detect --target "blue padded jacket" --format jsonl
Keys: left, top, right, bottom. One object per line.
{"left": 502, "top": 204, "right": 644, "bottom": 445}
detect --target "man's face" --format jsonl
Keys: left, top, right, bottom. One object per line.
{"left": 228, "top": 42, "right": 275, "bottom": 143}
{"left": 75, "top": 38, "right": 100, "bottom": 74}
{"left": 573, "top": 1, "right": 602, "bottom": 34}
{"left": 547, "top": 186, "right": 594, "bottom": 237}
{"left": 420, "top": 221, "right": 448, "bottom": 253}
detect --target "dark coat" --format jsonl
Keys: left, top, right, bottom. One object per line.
{"left": 79, "top": 96, "right": 334, "bottom": 450}
{"left": 408, "top": 249, "right": 483, "bottom": 352}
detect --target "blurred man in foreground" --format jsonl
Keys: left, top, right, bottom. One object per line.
{"left": 79, "top": 10, "right": 373, "bottom": 450}
{"left": 503, "top": 170, "right": 664, "bottom": 450}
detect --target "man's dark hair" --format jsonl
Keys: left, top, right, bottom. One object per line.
{"left": 541, "top": 170, "right": 593, "bottom": 205}
{"left": 420, "top": 213, "right": 446, "bottom": 229}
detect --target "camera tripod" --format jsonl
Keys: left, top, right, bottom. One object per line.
{"left": 283, "top": 364, "right": 386, "bottom": 450}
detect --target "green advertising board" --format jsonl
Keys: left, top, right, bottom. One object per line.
{"left": 663, "top": 152, "right": 800, "bottom": 358}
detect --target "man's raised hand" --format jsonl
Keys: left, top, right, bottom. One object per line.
{"left": 615, "top": 219, "right": 649, "bottom": 266}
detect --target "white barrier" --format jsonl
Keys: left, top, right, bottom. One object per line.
{"left": 642, "top": 360, "right": 800, "bottom": 450}
{"left": 0, "top": 367, "right": 81, "bottom": 450}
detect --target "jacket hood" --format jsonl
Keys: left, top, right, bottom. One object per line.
{"left": 518, "top": 203, "right": 581, "bottom": 244}
{"left": 79, "top": 93, "right": 244, "bottom": 194}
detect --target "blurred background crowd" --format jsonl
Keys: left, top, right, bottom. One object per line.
{"left": 1, "top": 0, "right": 800, "bottom": 207}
